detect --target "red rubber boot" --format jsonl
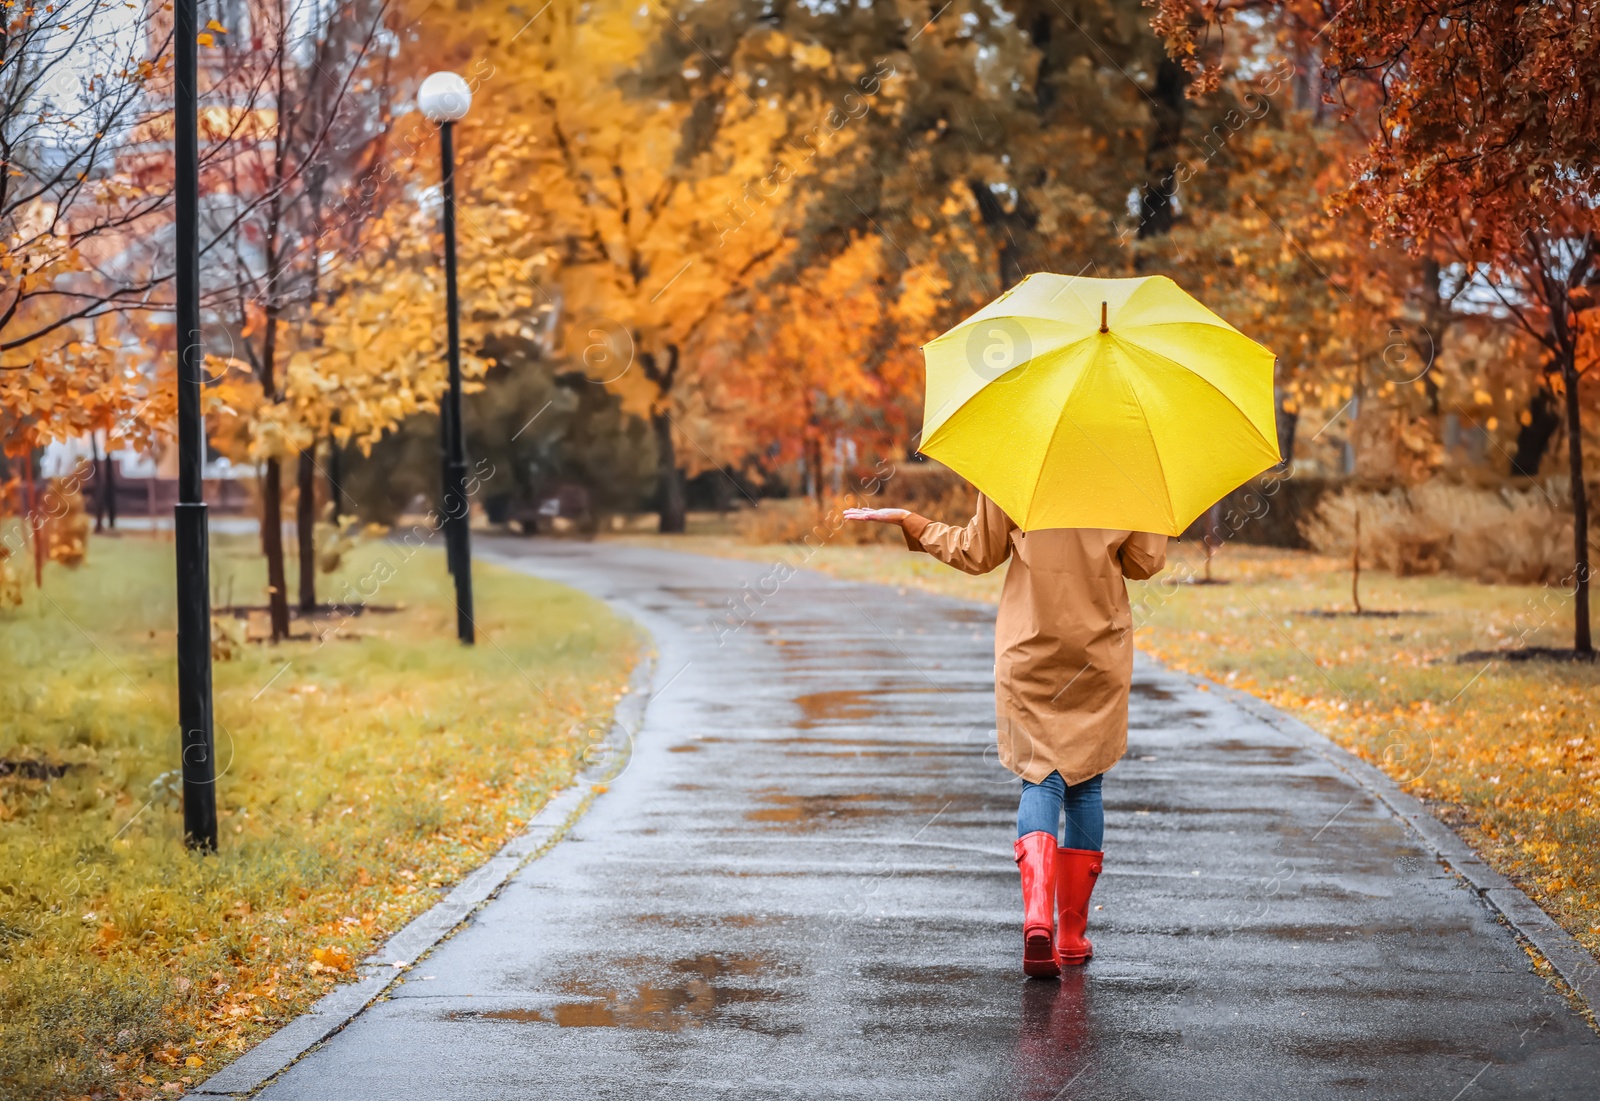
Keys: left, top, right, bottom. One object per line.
{"left": 1055, "top": 847, "right": 1103, "bottom": 965}
{"left": 1014, "top": 832, "right": 1061, "bottom": 978}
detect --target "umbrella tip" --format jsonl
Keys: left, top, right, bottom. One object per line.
{"left": 1099, "top": 301, "right": 1108, "bottom": 333}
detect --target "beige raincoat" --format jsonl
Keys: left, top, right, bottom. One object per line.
{"left": 902, "top": 495, "right": 1168, "bottom": 785}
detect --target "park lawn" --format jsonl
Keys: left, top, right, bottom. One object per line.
{"left": 611, "top": 528, "right": 1600, "bottom": 968}
{"left": 0, "top": 531, "right": 638, "bottom": 1101}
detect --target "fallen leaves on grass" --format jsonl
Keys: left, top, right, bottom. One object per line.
{"left": 309, "top": 946, "right": 354, "bottom": 974}
{"left": 0, "top": 536, "right": 639, "bottom": 1100}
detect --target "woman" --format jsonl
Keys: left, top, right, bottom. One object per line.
{"left": 845, "top": 495, "right": 1167, "bottom": 978}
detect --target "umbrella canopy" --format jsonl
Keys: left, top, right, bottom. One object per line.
{"left": 919, "top": 273, "right": 1281, "bottom": 536}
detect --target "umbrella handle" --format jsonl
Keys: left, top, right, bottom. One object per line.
{"left": 1099, "top": 301, "right": 1108, "bottom": 333}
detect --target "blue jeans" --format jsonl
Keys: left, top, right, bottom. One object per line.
{"left": 1016, "top": 771, "right": 1104, "bottom": 850}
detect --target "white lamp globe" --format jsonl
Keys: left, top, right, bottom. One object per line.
{"left": 418, "top": 72, "right": 472, "bottom": 122}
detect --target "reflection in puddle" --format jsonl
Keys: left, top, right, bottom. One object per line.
{"left": 1129, "top": 682, "right": 1176, "bottom": 701}
{"left": 860, "top": 964, "right": 983, "bottom": 1011}
{"left": 631, "top": 912, "right": 775, "bottom": 929}
{"left": 449, "top": 954, "right": 786, "bottom": 1033}
{"left": 676, "top": 733, "right": 972, "bottom": 760}
{"left": 1011, "top": 972, "right": 1095, "bottom": 1099}
{"left": 792, "top": 686, "right": 945, "bottom": 729}
{"left": 1290, "top": 1033, "right": 1491, "bottom": 1061}
{"left": 1211, "top": 739, "right": 1304, "bottom": 763}
{"left": 863, "top": 963, "right": 982, "bottom": 985}
{"left": 745, "top": 788, "right": 989, "bottom": 827}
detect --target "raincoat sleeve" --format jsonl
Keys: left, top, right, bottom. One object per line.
{"left": 901, "top": 495, "right": 1015, "bottom": 575}
{"left": 1118, "top": 531, "right": 1169, "bottom": 580}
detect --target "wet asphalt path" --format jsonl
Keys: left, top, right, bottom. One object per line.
{"left": 258, "top": 540, "right": 1600, "bottom": 1100}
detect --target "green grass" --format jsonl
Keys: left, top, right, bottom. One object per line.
{"left": 0, "top": 529, "right": 638, "bottom": 1100}
{"left": 608, "top": 528, "right": 1600, "bottom": 970}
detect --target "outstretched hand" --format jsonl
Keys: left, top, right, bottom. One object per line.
{"left": 843, "top": 507, "right": 911, "bottom": 525}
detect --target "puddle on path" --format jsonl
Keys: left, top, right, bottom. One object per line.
{"left": 1210, "top": 739, "right": 1305, "bottom": 763}
{"left": 862, "top": 963, "right": 982, "bottom": 986}
{"left": 745, "top": 788, "right": 989, "bottom": 827}
{"left": 794, "top": 689, "right": 880, "bottom": 729}
{"left": 631, "top": 912, "right": 778, "bottom": 930}
{"left": 449, "top": 953, "right": 787, "bottom": 1033}
{"left": 1290, "top": 1034, "right": 1490, "bottom": 1061}
{"left": 792, "top": 686, "right": 945, "bottom": 729}
{"left": 670, "top": 733, "right": 966, "bottom": 757}
{"left": 1112, "top": 801, "right": 1283, "bottom": 818}
{"left": 1129, "top": 707, "right": 1210, "bottom": 727}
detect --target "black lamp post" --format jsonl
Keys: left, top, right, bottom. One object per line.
{"left": 174, "top": 0, "right": 218, "bottom": 849}
{"left": 419, "top": 72, "right": 475, "bottom": 645}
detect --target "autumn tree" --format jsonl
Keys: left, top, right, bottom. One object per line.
{"left": 396, "top": 0, "right": 1491, "bottom": 528}
{"left": 197, "top": 0, "right": 393, "bottom": 637}
{"left": 1, "top": 0, "right": 177, "bottom": 458}
{"left": 1155, "top": 0, "right": 1600, "bottom": 651}
{"left": 635, "top": 0, "right": 1278, "bottom": 488}
{"left": 403, "top": 0, "right": 849, "bottom": 531}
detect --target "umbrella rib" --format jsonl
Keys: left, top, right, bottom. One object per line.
{"left": 922, "top": 332, "right": 1095, "bottom": 446}
{"left": 1113, "top": 278, "right": 1252, "bottom": 339}
{"left": 1120, "top": 339, "right": 1277, "bottom": 448}
{"left": 1024, "top": 342, "right": 1172, "bottom": 531}
{"left": 1116, "top": 316, "right": 1257, "bottom": 342}
{"left": 1018, "top": 342, "right": 1095, "bottom": 525}
{"left": 1113, "top": 364, "right": 1179, "bottom": 532}
{"left": 929, "top": 313, "right": 1091, "bottom": 349}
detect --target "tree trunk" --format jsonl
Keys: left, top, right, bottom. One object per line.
{"left": 653, "top": 411, "right": 687, "bottom": 534}
{"left": 1203, "top": 504, "right": 1219, "bottom": 583}
{"left": 262, "top": 457, "right": 291, "bottom": 640}
{"left": 1561, "top": 357, "right": 1592, "bottom": 652}
{"left": 1351, "top": 508, "right": 1362, "bottom": 615}
{"left": 327, "top": 431, "right": 343, "bottom": 523}
{"left": 91, "top": 435, "right": 105, "bottom": 533}
{"left": 1138, "top": 56, "right": 1188, "bottom": 243}
{"left": 1275, "top": 389, "right": 1299, "bottom": 467}
{"left": 811, "top": 436, "right": 826, "bottom": 505}
{"left": 966, "top": 179, "right": 1027, "bottom": 290}
{"left": 102, "top": 442, "right": 117, "bottom": 529}
{"left": 1416, "top": 259, "right": 1452, "bottom": 415}
{"left": 24, "top": 455, "right": 42, "bottom": 588}
{"left": 296, "top": 447, "right": 317, "bottom": 612}
{"left": 1511, "top": 381, "right": 1562, "bottom": 477}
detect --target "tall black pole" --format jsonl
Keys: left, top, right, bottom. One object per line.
{"left": 174, "top": 0, "right": 218, "bottom": 849}
{"left": 439, "top": 120, "right": 474, "bottom": 644}
{"left": 438, "top": 391, "right": 456, "bottom": 576}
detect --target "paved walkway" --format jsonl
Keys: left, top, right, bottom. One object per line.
{"left": 256, "top": 541, "right": 1600, "bottom": 1100}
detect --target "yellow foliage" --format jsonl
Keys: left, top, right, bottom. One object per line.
{"left": 0, "top": 303, "right": 174, "bottom": 457}
{"left": 283, "top": 203, "right": 493, "bottom": 454}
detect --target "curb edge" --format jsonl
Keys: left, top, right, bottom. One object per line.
{"left": 1198, "top": 673, "right": 1600, "bottom": 1019}
{"left": 191, "top": 647, "right": 656, "bottom": 1097}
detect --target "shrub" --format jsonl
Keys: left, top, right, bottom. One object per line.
{"left": 1299, "top": 482, "right": 1575, "bottom": 584}
{"left": 41, "top": 481, "right": 89, "bottom": 569}
{"left": 1180, "top": 473, "right": 1338, "bottom": 548}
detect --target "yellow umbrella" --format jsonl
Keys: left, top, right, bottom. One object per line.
{"left": 919, "top": 273, "right": 1281, "bottom": 536}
